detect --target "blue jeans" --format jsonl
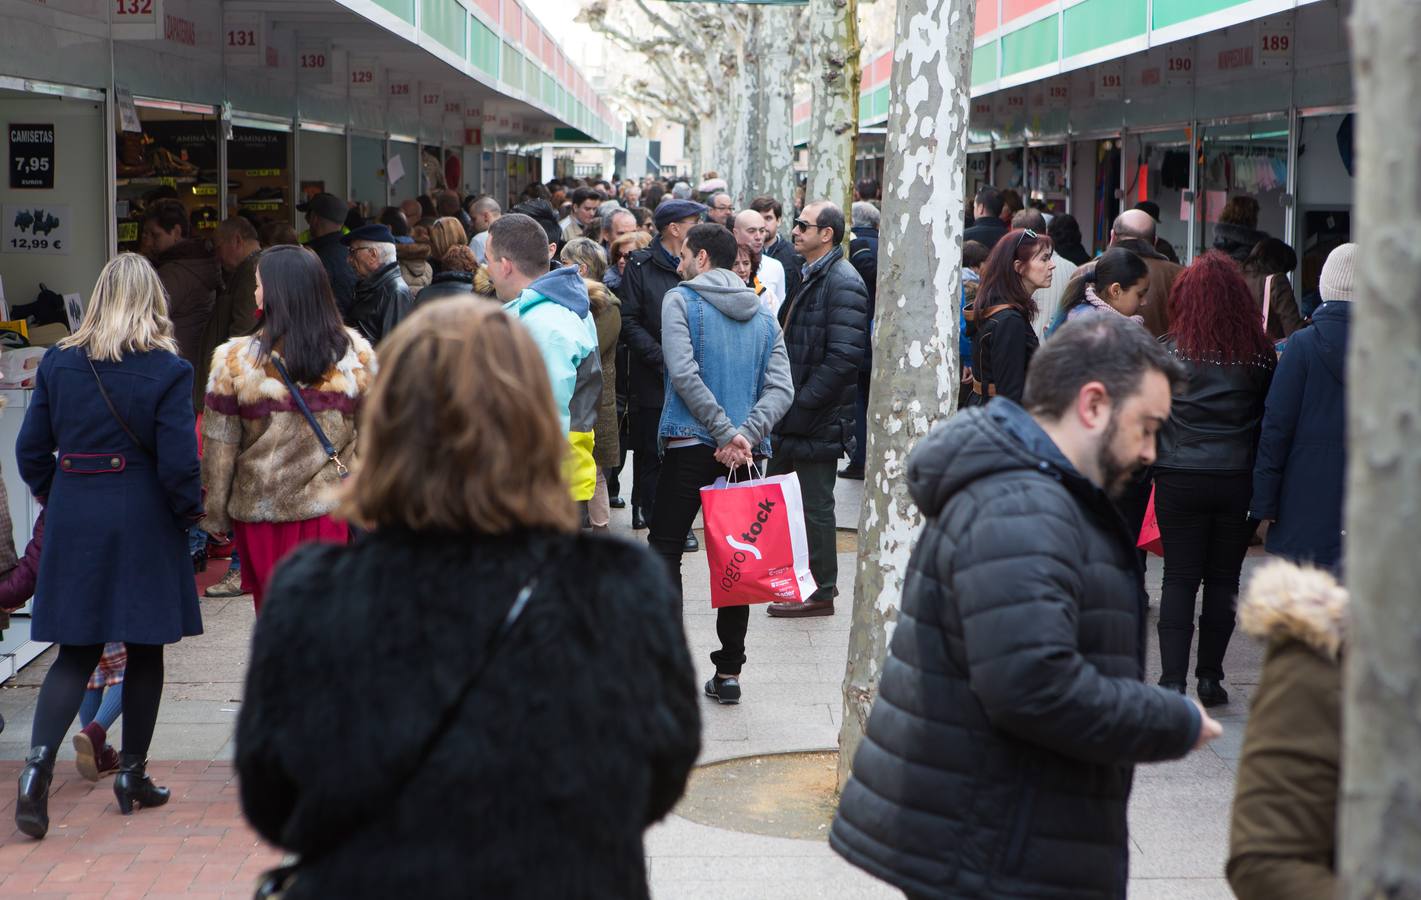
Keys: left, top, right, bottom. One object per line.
{"left": 79, "top": 683, "right": 123, "bottom": 731}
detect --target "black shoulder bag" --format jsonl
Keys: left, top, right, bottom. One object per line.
{"left": 254, "top": 575, "right": 541, "bottom": 899}
{"left": 269, "top": 356, "right": 349, "bottom": 480}
{"left": 87, "top": 355, "right": 156, "bottom": 461}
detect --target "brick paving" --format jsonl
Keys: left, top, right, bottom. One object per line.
{"left": 0, "top": 761, "right": 281, "bottom": 898}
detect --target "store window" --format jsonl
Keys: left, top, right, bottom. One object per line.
{"left": 227, "top": 125, "right": 292, "bottom": 231}
{"left": 1295, "top": 113, "right": 1354, "bottom": 301}
{"left": 350, "top": 134, "right": 388, "bottom": 218}
{"left": 1195, "top": 118, "right": 1290, "bottom": 261}
{"left": 115, "top": 101, "right": 220, "bottom": 253}
{"left": 1124, "top": 127, "right": 1191, "bottom": 263}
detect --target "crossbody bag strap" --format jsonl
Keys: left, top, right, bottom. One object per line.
{"left": 1262, "top": 274, "right": 1273, "bottom": 333}
{"left": 86, "top": 354, "right": 155, "bottom": 462}
{"left": 269, "top": 356, "right": 349, "bottom": 479}
{"left": 255, "top": 574, "right": 541, "bottom": 899}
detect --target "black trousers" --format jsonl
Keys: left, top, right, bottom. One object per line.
{"left": 766, "top": 455, "right": 839, "bottom": 603}
{"left": 31, "top": 642, "right": 165, "bottom": 757}
{"left": 630, "top": 406, "right": 663, "bottom": 524}
{"left": 1154, "top": 470, "right": 1257, "bottom": 683}
{"left": 849, "top": 370, "right": 871, "bottom": 470}
{"left": 649, "top": 444, "right": 749, "bottom": 676}
{"left": 605, "top": 409, "right": 632, "bottom": 499}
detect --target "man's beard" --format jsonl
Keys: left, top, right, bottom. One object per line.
{"left": 1097, "top": 413, "right": 1143, "bottom": 500}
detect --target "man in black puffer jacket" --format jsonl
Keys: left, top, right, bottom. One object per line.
{"left": 766, "top": 201, "right": 869, "bottom": 618}
{"left": 831, "top": 315, "right": 1221, "bottom": 899}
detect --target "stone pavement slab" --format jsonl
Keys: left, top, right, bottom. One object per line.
{"left": 0, "top": 466, "right": 1268, "bottom": 897}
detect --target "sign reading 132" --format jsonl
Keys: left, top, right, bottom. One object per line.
{"left": 115, "top": 0, "right": 155, "bottom": 16}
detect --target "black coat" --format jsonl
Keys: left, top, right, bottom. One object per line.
{"left": 415, "top": 270, "right": 478, "bottom": 304}
{"left": 1252, "top": 302, "right": 1349, "bottom": 570}
{"left": 350, "top": 262, "right": 414, "bottom": 345}
{"left": 763, "top": 236, "right": 804, "bottom": 304}
{"left": 308, "top": 231, "right": 359, "bottom": 319}
{"left": 773, "top": 247, "right": 869, "bottom": 462}
{"left": 236, "top": 528, "right": 700, "bottom": 900}
{"left": 1155, "top": 339, "right": 1275, "bottom": 473}
{"left": 963, "top": 216, "right": 1009, "bottom": 249}
{"left": 966, "top": 305, "right": 1037, "bottom": 406}
{"left": 831, "top": 402, "right": 1200, "bottom": 899}
{"left": 616, "top": 240, "right": 683, "bottom": 409}
{"left": 849, "top": 226, "right": 879, "bottom": 374}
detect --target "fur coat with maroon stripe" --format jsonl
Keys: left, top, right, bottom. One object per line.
{"left": 200, "top": 329, "right": 376, "bottom": 535}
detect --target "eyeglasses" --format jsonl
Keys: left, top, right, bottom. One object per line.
{"left": 347, "top": 246, "right": 376, "bottom": 259}
{"left": 792, "top": 218, "right": 824, "bottom": 232}
{"left": 1013, "top": 228, "right": 1038, "bottom": 256}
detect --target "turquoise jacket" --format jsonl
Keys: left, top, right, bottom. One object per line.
{"left": 503, "top": 266, "right": 601, "bottom": 501}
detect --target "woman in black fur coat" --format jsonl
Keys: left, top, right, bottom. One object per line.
{"left": 235, "top": 299, "right": 701, "bottom": 900}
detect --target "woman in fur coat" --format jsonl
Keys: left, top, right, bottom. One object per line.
{"left": 236, "top": 300, "right": 698, "bottom": 899}
{"left": 201, "top": 245, "right": 376, "bottom": 611}
{"left": 1228, "top": 559, "right": 1346, "bottom": 898}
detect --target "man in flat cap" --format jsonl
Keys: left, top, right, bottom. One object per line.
{"left": 615, "top": 199, "right": 707, "bottom": 544}
{"left": 342, "top": 223, "right": 414, "bottom": 345}
{"left": 301, "top": 192, "right": 359, "bottom": 318}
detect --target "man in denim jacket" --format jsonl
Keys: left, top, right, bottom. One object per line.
{"left": 651, "top": 223, "right": 794, "bottom": 706}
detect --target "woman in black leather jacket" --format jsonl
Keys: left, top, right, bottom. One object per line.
{"left": 1154, "top": 252, "right": 1276, "bottom": 707}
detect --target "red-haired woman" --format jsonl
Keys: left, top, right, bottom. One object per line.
{"left": 1154, "top": 251, "right": 1276, "bottom": 707}
{"left": 964, "top": 228, "right": 1055, "bottom": 406}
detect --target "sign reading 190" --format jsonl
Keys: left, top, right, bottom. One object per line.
{"left": 115, "top": 0, "right": 154, "bottom": 14}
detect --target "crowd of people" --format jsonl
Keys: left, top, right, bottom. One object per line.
{"left": 0, "top": 164, "right": 1361, "bottom": 899}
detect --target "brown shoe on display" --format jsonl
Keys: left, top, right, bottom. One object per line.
{"left": 767, "top": 599, "right": 835, "bottom": 618}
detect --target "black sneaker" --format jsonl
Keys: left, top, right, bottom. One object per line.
{"left": 838, "top": 465, "right": 865, "bottom": 480}
{"left": 704, "top": 676, "right": 741, "bottom": 705}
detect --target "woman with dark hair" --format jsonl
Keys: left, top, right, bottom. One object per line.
{"left": 1153, "top": 251, "right": 1276, "bottom": 706}
{"left": 1047, "top": 246, "right": 1150, "bottom": 336}
{"left": 1046, "top": 213, "right": 1091, "bottom": 266}
{"left": 200, "top": 245, "right": 377, "bottom": 612}
{"left": 731, "top": 242, "right": 765, "bottom": 297}
{"left": 964, "top": 227, "right": 1055, "bottom": 406}
{"left": 236, "top": 300, "right": 697, "bottom": 899}
{"left": 142, "top": 198, "right": 221, "bottom": 373}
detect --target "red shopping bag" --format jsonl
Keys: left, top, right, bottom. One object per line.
{"left": 1138, "top": 484, "right": 1163, "bottom": 557}
{"left": 700, "top": 468, "right": 818, "bottom": 608}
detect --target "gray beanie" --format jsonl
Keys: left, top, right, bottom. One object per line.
{"left": 1319, "top": 242, "right": 1357, "bottom": 302}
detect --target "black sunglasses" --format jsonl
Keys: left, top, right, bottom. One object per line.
{"left": 792, "top": 218, "right": 824, "bottom": 232}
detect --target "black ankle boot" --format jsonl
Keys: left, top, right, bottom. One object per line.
{"left": 113, "top": 753, "right": 170, "bottom": 815}
{"left": 16, "top": 746, "right": 56, "bottom": 839}
{"left": 1197, "top": 678, "right": 1230, "bottom": 708}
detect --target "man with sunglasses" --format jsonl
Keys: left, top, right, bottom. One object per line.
{"left": 765, "top": 201, "right": 869, "bottom": 619}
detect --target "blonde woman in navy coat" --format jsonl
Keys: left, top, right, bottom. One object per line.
{"left": 14, "top": 253, "right": 204, "bottom": 839}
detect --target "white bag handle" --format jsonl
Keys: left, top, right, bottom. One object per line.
{"left": 1262, "top": 274, "right": 1273, "bottom": 333}
{"left": 726, "top": 459, "right": 766, "bottom": 484}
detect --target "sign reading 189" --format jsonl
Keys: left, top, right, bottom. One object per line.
{"left": 115, "top": 0, "right": 154, "bottom": 14}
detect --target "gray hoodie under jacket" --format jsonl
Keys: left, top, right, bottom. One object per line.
{"left": 660, "top": 268, "right": 794, "bottom": 450}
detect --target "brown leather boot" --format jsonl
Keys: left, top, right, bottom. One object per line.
{"left": 74, "top": 722, "right": 119, "bottom": 782}
{"left": 766, "top": 598, "right": 835, "bottom": 618}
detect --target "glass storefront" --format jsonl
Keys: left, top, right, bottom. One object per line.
{"left": 1195, "top": 117, "right": 1290, "bottom": 259}
{"left": 227, "top": 124, "right": 292, "bottom": 232}
{"left": 115, "top": 102, "right": 219, "bottom": 253}
{"left": 350, "top": 133, "right": 388, "bottom": 218}
{"left": 1124, "top": 127, "right": 1192, "bottom": 262}
{"left": 1294, "top": 112, "right": 1354, "bottom": 301}
{"left": 1025, "top": 144, "right": 1068, "bottom": 216}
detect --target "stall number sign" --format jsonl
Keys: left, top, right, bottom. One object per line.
{"left": 113, "top": 0, "right": 156, "bottom": 20}
{"left": 4, "top": 203, "right": 70, "bottom": 255}
{"left": 298, "top": 42, "right": 331, "bottom": 84}
{"left": 1097, "top": 64, "right": 1124, "bottom": 100}
{"left": 349, "top": 58, "right": 379, "bottom": 97}
{"left": 1166, "top": 52, "right": 1194, "bottom": 87}
{"left": 9, "top": 124, "right": 55, "bottom": 190}
{"left": 1257, "top": 17, "right": 1293, "bottom": 69}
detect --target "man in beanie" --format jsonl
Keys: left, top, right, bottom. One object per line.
{"left": 1251, "top": 242, "right": 1356, "bottom": 572}
{"left": 342, "top": 224, "right": 414, "bottom": 345}
{"left": 301, "top": 192, "right": 358, "bottom": 318}
{"left": 616, "top": 199, "right": 706, "bottom": 545}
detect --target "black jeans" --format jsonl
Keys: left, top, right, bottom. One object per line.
{"left": 1154, "top": 470, "right": 1257, "bottom": 683}
{"left": 31, "top": 642, "right": 165, "bottom": 757}
{"left": 766, "top": 455, "right": 839, "bottom": 603}
{"left": 649, "top": 444, "right": 749, "bottom": 675}
{"left": 631, "top": 406, "right": 663, "bottom": 524}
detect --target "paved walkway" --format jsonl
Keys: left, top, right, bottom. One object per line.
{"left": 0, "top": 475, "right": 1263, "bottom": 898}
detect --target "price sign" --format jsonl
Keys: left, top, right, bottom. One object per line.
{"left": 348, "top": 57, "right": 378, "bottom": 97}
{"left": 297, "top": 40, "right": 331, "bottom": 84}
{"left": 1096, "top": 63, "right": 1124, "bottom": 100}
{"left": 112, "top": 0, "right": 155, "bottom": 21}
{"left": 1257, "top": 16, "right": 1293, "bottom": 69}
{"left": 224, "top": 12, "right": 261, "bottom": 65}
{"left": 9, "top": 124, "right": 55, "bottom": 190}
{"left": 4, "top": 204, "right": 71, "bottom": 255}
{"left": 1165, "top": 49, "right": 1195, "bottom": 86}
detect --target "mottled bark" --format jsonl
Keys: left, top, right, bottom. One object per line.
{"left": 758, "top": 6, "right": 798, "bottom": 218}
{"left": 807, "top": 0, "right": 861, "bottom": 219}
{"left": 1339, "top": 0, "right": 1421, "bottom": 894}
{"left": 837, "top": 0, "right": 977, "bottom": 791}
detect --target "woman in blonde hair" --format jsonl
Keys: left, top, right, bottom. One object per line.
{"left": 236, "top": 300, "right": 698, "bottom": 899}
{"left": 427, "top": 216, "right": 468, "bottom": 275}
{"left": 14, "top": 253, "right": 204, "bottom": 838}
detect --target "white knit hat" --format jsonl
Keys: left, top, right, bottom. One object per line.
{"left": 1319, "top": 242, "right": 1357, "bottom": 302}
